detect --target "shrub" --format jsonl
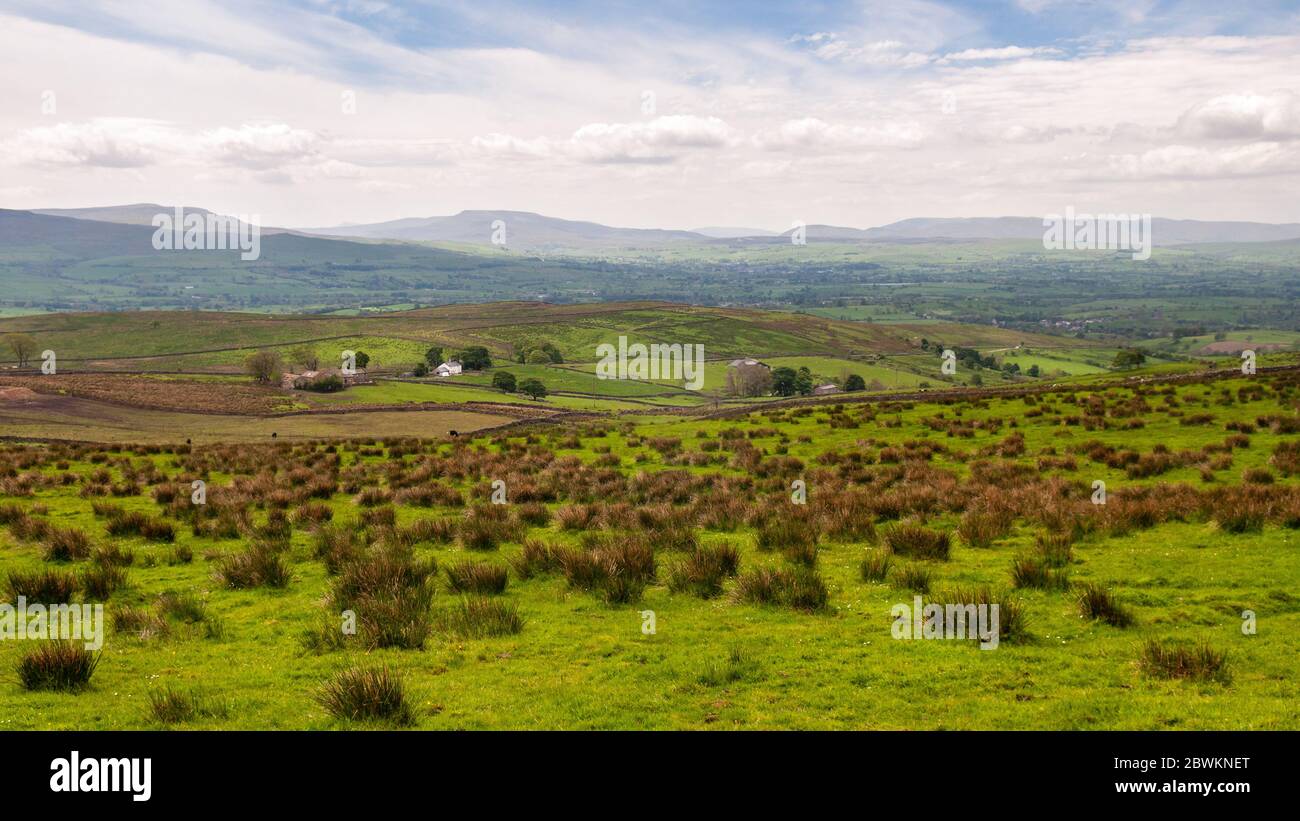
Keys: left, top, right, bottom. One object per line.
{"left": 1077, "top": 582, "right": 1135, "bottom": 627}
{"left": 444, "top": 560, "right": 509, "bottom": 594}
{"left": 291, "top": 502, "right": 333, "bottom": 525}
{"left": 440, "top": 596, "right": 524, "bottom": 638}
{"left": 514, "top": 502, "right": 551, "bottom": 526}
{"left": 141, "top": 518, "right": 176, "bottom": 543}
{"left": 41, "top": 527, "right": 92, "bottom": 562}
{"left": 697, "top": 646, "right": 761, "bottom": 686}
{"left": 507, "top": 538, "right": 559, "bottom": 579}
{"left": 859, "top": 550, "right": 891, "bottom": 582}
{"left": 1034, "top": 531, "right": 1073, "bottom": 567}
{"left": 755, "top": 515, "right": 819, "bottom": 553}
{"left": 17, "top": 641, "right": 99, "bottom": 691}
{"left": 354, "top": 487, "right": 394, "bottom": 507}
{"left": 316, "top": 667, "right": 415, "bottom": 725}
{"left": 148, "top": 686, "right": 229, "bottom": 724}
{"left": 215, "top": 543, "right": 291, "bottom": 589}
{"left": 555, "top": 503, "right": 599, "bottom": 531}
{"left": 732, "top": 567, "right": 828, "bottom": 612}
{"left": 112, "top": 605, "right": 169, "bottom": 639}
{"left": 91, "top": 543, "right": 135, "bottom": 567}
{"left": 330, "top": 546, "right": 435, "bottom": 650}
{"left": 1242, "top": 468, "right": 1274, "bottom": 485}
{"left": 405, "top": 517, "right": 457, "bottom": 545}
{"left": 156, "top": 591, "right": 207, "bottom": 623}
{"left": 1140, "top": 639, "right": 1229, "bottom": 682}
{"left": 881, "top": 522, "right": 951, "bottom": 561}
{"left": 889, "top": 563, "right": 932, "bottom": 593}
{"left": 6, "top": 568, "right": 78, "bottom": 602}
{"left": 1010, "top": 553, "right": 1069, "bottom": 591}
{"left": 81, "top": 564, "right": 128, "bottom": 600}
{"left": 934, "top": 586, "right": 1026, "bottom": 643}
{"left": 458, "top": 506, "right": 518, "bottom": 550}
{"left": 667, "top": 543, "right": 741, "bottom": 598}
{"left": 557, "top": 538, "right": 656, "bottom": 603}
{"left": 957, "top": 509, "right": 1012, "bottom": 548}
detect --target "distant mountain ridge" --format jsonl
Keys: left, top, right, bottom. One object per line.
{"left": 299, "top": 209, "right": 708, "bottom": 250}
{"left": 31, "top": 204, "right": 293, "bottom": 234}
{"left": 778, "top": 216, "right": 1300, "bottom": 245}
{"left": 304, "top": 210, "right": 1300, "bottom": 248}
{"left": 14, "top": 204, "right": 1300, "bottom": 250}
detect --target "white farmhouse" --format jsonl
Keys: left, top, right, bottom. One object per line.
{"left": 434, "top": 360, "right": 463, "bottom": 377}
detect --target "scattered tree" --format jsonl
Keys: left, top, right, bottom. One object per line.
{"left": 771, "top": 367, "right": 799, "bottom": 396}
{"left": 413, "top": 362, "right": 429, "bottom": 377}
{"left": 7, "top": 333, "right": 36, "bottom": 368}
{"left": 518, "top": 378, "right": 547, "bottom": 400}
{"left": 794, "top": 367, "right": 814, "bottom": 396}
{"left": 459, "top": 346, "right": 492, "bottom": 370}
{"left": 492, "top": 371, "right": 518, "bottom": 392}
{"left": 290, "top": 346, "right": 320, "bottom": 371}
{"left": 245, "top": 350, "right": 284, "bottom": 385}
{"left": 515, "top": 341, "right": 563, "bottom": 364}
{"left": 726, "top": 363, "right": 772, "bottom": 397}
{"left": 1112, "top": 348, "right": 1147, "bottom": 369}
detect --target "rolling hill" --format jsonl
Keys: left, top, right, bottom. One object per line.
{"left": 300, "top": 209, "right": 709, "bottom": 250}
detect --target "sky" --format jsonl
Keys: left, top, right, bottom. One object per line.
{"left": 1, "top": 0, "right": 1299, "bottom": 230}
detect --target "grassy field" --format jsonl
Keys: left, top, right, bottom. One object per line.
{"left": 1, "top": 368, "right": 1297, "bottom": 729}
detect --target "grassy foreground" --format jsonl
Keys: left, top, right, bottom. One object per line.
{"left": 1, "top": 371, "right": 1297, "bottom": 729}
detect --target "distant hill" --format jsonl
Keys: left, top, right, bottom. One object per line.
{"left": 858, "top": 216, "right": 1300, "bottom": 245}
{"left": 691, "top": 226, "right": 778, "bottom": 238}
{"left": 32, "top": 203, "right": 293, "bottom": 234}
{"left": 0, "top": 208, "right": 675, "bottom": 312}
{"left": 0, "top": 208, "right": 158, "bottom": 256}
{"left": 300, "top": 209, "right": 709, "bottom": 250}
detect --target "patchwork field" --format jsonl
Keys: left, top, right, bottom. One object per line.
{"left": 1, "top": 368, "right": 1297, "bottom": 729}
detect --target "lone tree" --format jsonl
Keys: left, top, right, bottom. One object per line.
{"left": 424, "top": 346, "right": 443, "bottom": 367}
{"left": 354, "top": 351, "right": 370, "bottom": 370}
{"left": 492, "top": 371, "right": 518, "bottom": 392}
{"left": 1112, "top": 348, "right": 1146, "bottom": 369}
{"left": 7, "top": 333, "right": 37, "bottom": 368}
{"left": 518, "top": 378, "right": 547, "bottom": 400}
{"left": 843, "top": 374, "right": 866, "bottom": 392}
{"left": 245, "top": 350, "right": 284, "bottom": 385}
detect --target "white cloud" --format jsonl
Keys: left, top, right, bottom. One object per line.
{"left": 569, "top": 115, "right": 733, "bottom": 163}
{"left": 197, "top": 124, "right": 322, "bottom": 170}
{"left": 0, "top": 119, "right": 169, "bottom": 167}
{"left": 939, "top": 45, "right": 1060, "bottom": 62}
{"left": 472, "top": 116, "right": 734, "bottom": 165}
{"left": 1176, "top": 93, "right": 1300, "bottom": 141}
{"left": 1105, "top": 142, "right": 1299, "bottom": 179}
{"left": 754, "top": 117, "right": 926, "bottom": 151}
